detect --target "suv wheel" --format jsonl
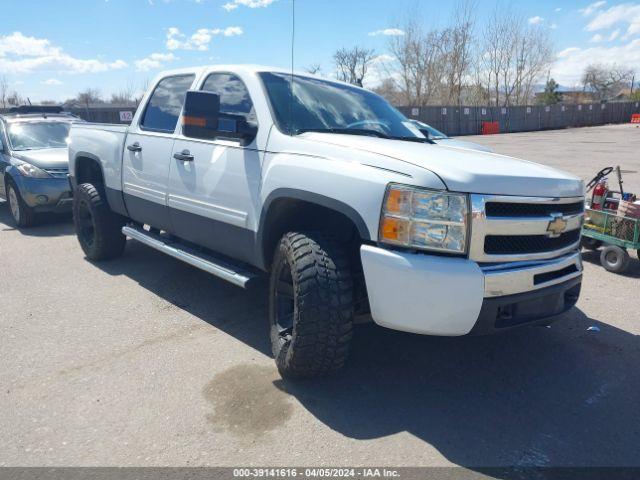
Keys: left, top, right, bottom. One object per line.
{"left": 73, "top": 183, "right": 126, "bottom": 261}
{"left": 269, "top": 231, "right": 354, "bottom": 379}
{"left": 6, "top": 179, "right": 36, "bottom": 227}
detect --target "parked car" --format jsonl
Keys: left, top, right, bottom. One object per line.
{"left": 0, "top": 106, "right": 79, "bottom": 227}
{"left": 68, "top": 66, "right": 584, "bottom": 379}
{"left": 410, "top": 120, "right": 494, "bottom": 153}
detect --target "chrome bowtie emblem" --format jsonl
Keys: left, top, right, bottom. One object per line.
{"left": 546, "top": 214, "right": 568, "bottom": 237}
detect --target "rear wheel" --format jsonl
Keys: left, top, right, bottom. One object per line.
{"left": 600, "top": 245, "right": 630, "bottom": 274}
{"left": 269, "top": 231, "right": 355, "bottom": 379}
{"left": 6, "top": 179, "right": 36, "bottom": 227}
{"left": 73, "top": 183, "right": 126, "bottom": 261}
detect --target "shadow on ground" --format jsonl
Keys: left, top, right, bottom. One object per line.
{"left": 91, "top": 239, "right": 640, "bottom": 471}
{"left": 0, "top": 200, "right": 74, "bottom": 237}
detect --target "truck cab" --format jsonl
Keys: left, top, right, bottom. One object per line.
{"left": 68, "top": 65, "right": 585, "bottom": 379}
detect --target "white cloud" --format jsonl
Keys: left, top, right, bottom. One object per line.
{"left": 555, "top": 7, "right": 562, "bottom": 12}
{"left": 590, "top": 33, "right": 604, "bottom": 42}
{"left": 368, "top": 28, "right": 405, "bottom": 37}
{"left": 528, "top": 16, "right": 544, "bottom": 25}
{"left": 42, "top": 78, "right": 62, "bottom": 85}
{"left": 166, "top": 26, "right": 243, "bottom": 51}
{"left": 0, "top": 32, "right": 127, "bottom": 74}
{"left": 609, "top": 28, "right": 621, "bottom": 40}
{"left": 552, "top": 38, "right": 640, "bottom": 85}
{"left": 549, "top": 23, "right": 558, "bottom": 29}
{"left": 584, "top": 3, "right": 640, "bottom": 38}
{"left": 222, "top": 0, "right": 276, "bottom": 12}
{"left": 135, "top": 52, "right": 176, "bottom": 71}
{"left": 580, "top": 1, "right": 607, "bottom": 16}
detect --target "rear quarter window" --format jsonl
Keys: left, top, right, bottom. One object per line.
{"left": 141, "top": 74, "right": 195, "bottom": 132}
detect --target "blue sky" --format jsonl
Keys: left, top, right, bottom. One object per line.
{"left": 1, "top": 0, "right": 639, "bottom": 102}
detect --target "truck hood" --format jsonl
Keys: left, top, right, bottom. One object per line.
{"left": 302, "top": 133, "right": 583, "bottom": 197}
{"left": 433, "top": 137, "right": 494, "bottom": 153}
{"left": 11, "top": 148, "right": 69, "bottom": 170}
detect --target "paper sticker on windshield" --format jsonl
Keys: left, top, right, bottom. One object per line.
{"left": 402, "top": 121, "right": 424, "bottom": 137}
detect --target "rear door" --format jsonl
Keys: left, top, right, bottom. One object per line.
{"left": 122, "top": 74, "right": 195, "bottom": 231}
{"left": 167, "top": 72, "right": 263, "bottom": 265}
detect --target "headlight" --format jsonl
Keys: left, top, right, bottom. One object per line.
{"left": 379, "top": 184, "right": 469, "bottom": 254}
{"left": 16, "top": 163, "right": 51, "bottom": 178}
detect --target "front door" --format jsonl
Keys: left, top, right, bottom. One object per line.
{"left": 167, "top": 72, "right": 262, "bottom": 265}
{"left": 122, "top": 74, "right": 195, "bottom": 231}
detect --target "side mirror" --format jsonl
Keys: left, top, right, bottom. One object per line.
{"left": 183, "top": 90, "right": 257, "bottom": 146}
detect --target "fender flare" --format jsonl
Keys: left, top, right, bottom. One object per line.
{"left": 72, "top": 152, "right": 128, "bottom": 217}
{"left": 256, "top": 188, "right": 372, "bottom": 269}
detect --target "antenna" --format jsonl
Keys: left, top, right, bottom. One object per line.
{"left": 289, "top": 0, "right": 295, "bottom": 136}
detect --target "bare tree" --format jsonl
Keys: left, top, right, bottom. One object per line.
{"left": 333, "top": 47, "right": 376, "bottom": 86}
{"left": 441, "top": 1, "right": 476, "bottom": 104}
{"left": 76, "top": 88, "right": 103, "bottom": 108}
{"left": 372, "top": 78, "right": 404, "bottom": 105}
{"left": 480, "top": 7, "right": 553, "bottom": 106}
{"left": 387, "top": 18, "right": 447, "bottom": 106}
{"left": 6, "top": 90, "right": 24, "bottom": 107}
{"left": 582, "top": 63, "right": 635, "bottom": 101}
{"left": 110, "top": 80, "right": 137, "bottom": 105}
{"left": 134, "top": 78, "right": 151, "bottom": 105}
{"left": 305, "top": 64, "right": 322, "bottom": 75}
{"left": 0, "top": 76, "right": 9, "bottom": 109}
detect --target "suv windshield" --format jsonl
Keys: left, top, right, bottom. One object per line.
{"left": 7, "top": 122, "right": 71, "bottom": 151}
{"left": 259, "top": 72, "right": 426, "bottom": 140}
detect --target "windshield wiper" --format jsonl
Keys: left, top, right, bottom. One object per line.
{"left": 295, "top": 128, "right": 390, "bottom": 139}
{"left": 391, "top": 136, "right": 435, "bottom": 144}
{"left": 296, "top": 128, "right": 435, "bottom": 144}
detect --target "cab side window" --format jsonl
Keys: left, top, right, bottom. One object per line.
{"left": 201, "top": 73, "right": 256, "bottom": 123}
{"left": 141, "top": 74, "right": 195, "bottom": 132}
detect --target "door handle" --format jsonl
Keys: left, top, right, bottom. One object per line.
{"left": 127, "top": 142, "right": 142, "bottom": 152}
{"left": 173, "top": 150, "right": 194, "bottom": 162}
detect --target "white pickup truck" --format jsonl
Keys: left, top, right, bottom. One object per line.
{"left": 68, "top": 65, "right": 585, "bottom": 378}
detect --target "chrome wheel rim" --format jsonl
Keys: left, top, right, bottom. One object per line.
{"left": 8, "top": 186, "right": 20, "bottom": 222}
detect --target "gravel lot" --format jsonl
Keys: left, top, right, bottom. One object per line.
{"left": 1, "top": 124, "right": 639, "bottom": 470}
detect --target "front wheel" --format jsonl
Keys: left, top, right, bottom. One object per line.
{"left": 6, "top": 179, "right": 36, "bottom": 227}
{"left": 73, "top": 183, "right": 126, "bottom": 261}
{"left": 600, "top": 245, "right": 630, "bottom": 274}
{"left": 269, "top": 231, "right": 355, "bottom": 379}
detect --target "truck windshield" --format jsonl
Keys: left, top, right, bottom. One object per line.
{"left": 8, "top": 122, "right": 71, "bottom": 151}
{"left": 259, "top": 72, "right": 426, "bottom": 140}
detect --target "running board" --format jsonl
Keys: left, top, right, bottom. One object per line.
{"left": 122, "top": 225, "right": 258, "bottom": 289}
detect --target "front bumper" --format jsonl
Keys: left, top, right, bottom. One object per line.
{"left": 360, "top": 245, "right": 582, "bottom": 336}
{"left": 12, "top": 175, "right": 73, "bottom": 212}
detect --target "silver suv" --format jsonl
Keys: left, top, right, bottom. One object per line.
{"left": 0, "top": 106, "right": 80, "bottom": 227}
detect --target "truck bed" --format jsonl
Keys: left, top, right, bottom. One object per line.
{"left": 68, "top": 123, "right": 128, "bottom": 192}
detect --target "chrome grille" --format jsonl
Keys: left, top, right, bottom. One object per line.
{"left": 484, "top": 230, "right": 581, "bottom": 255}
{"left": 43, "top": 167, "right": 69, "bottom": 178}
{"left": 469, "top": 195, "right": 585, "bottom": 263}
{"left": 485, "top": 201, "right": 584, "bottom": 218}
